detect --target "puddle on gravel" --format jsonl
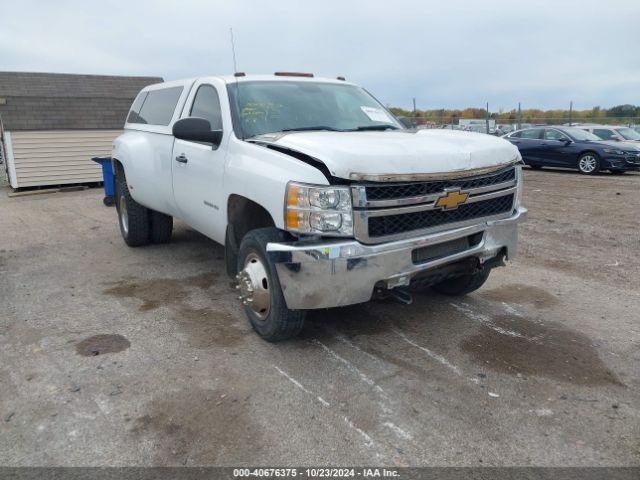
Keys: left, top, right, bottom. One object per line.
{"left": 461, "top": 314, "right": 622, "bottom": 386}
{"left": 130, "top": 387, "right": 261, "bottom": 465}
{"left": 103, "top": 274, "right": 246, "bottom": 347}
{"left": 480, "top": 283, "right": 560, "bottom": 307}
{"left": 76, "top": 334, "right": 130, "bottom": 356}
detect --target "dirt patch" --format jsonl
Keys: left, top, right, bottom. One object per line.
{"left": 103, "top": 273, "right": 216, "bottom": 311}
{"left": 172, "top": 307, "right": 247, "bottom": 348}
{"left": 480, "top": 283, "right": 560, "bottom": 308}
{"left": 130, "top": 387, "right": 261, "bottom": 465}
{"left": 76, "top": 334, "right": 130, "bottom": 356}
{"left": 461, "top": 314, "right": 622, "bottom": 386}
{"left": 302, "top": 305, "right": 391, "bottom": 342}
{"left": 103, "top": 274, "right": 246, "bottom": 348}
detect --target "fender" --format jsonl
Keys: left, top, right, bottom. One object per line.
{"left": 223, "top": 137, "right": 329, "bottom": 231}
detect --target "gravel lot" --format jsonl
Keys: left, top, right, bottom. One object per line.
{"left": 1, "top": 168, "right": 639, "bottom": 466}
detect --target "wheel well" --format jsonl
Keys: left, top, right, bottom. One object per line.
{"left": 579, "top": 150, "right": 600, "bottom": 159}
{"left": 112, "top": 158, "right": 124, "bottom": 176}
{"left": 227, "top": 195, "right": 276, "bottom": 247}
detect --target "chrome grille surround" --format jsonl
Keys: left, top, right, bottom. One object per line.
{"left": 351, "top": 164, "right": 519, "bottom": 244}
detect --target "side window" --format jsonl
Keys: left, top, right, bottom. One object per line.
{"left": 520, "top": 129, "right": 542, "bottom": 139}
{"left": 509, "top": 131, "right": 522, "bottom": 138}
{"left": 593, "top": 128, "right": 614, "bottom": 140}
{"left": 190, "top": 85, "right": 223, "bottom": 130}
{"left": 126, "top": 91, "right": 148, "bottom": 124}
{"left": 133, "top": 86, "right": 183, "bottom": 126}
{"left": 543, "top": 129, "right": 567, "bottom": 141}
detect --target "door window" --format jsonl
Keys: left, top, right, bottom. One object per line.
{"left": 543, "top": 129, "right": 568, "bottom": 141}
{"left": 190, "top": 85, "right": 223, "bottom": 130}
{"left": 131, "top": 87, "right": 183, "bottom": 126}
{"left": 593, "top": 128, "right": 615, "bottom": 140}
{"left": 520, "top": 129, "right": 543, "bottom": 139}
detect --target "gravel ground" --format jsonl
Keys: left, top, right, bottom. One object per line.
{"left": 0, "top": 168, "right": 639, "bottom": 466}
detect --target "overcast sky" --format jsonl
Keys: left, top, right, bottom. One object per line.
{"left": 1, "top": 0, "right": 638, "bottom": 110}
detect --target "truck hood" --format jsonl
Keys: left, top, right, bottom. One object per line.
{"left": 250, "top": 129, "right": 521, "bottom": 181}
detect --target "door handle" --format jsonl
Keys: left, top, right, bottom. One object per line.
{"left": 175, "top": 154, "right": 188, "bottom": 163}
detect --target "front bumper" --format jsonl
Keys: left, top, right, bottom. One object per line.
{"left": 602, "top": 155, "right": 640, "bottom": 171}
{"left": 267, "top": 207, "right": 528, "bottom": 309}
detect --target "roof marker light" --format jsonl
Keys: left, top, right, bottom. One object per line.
{"left": 274, "top": 72, "right": 314, "bottom": 78}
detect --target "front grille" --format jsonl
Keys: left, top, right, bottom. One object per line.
{"left": 368, "top": 194, "right": 514, "bottom": 238}
{"left": 364, "top": 166, "right": 515, "bottom": 201}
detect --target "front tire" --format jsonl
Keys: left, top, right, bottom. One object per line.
{"left": 432, "top": 268, "right": 491, "bottom": 296}
{"left": 236, "top": 228, "right": 305, "bottom": 342}
{"left": 115, "top": 169, "right": 150, "bottom": 247}
{"left": 577, "top": 153, "right": 600, "bottom": 175}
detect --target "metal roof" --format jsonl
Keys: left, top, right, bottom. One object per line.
{"left": 0, "top": 71, "right": 163, "bottom": 131}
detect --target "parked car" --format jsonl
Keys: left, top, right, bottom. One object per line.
{"left": 503, "top": 126, "right": 640, "bottom": 174}
{"left": 112, "top": 73, "right": 527, "bottom": 341}
{"left": 496, "top": 125, "right": 514, "bottom": 135}
{"left": 575, "top": 124, "right": 640, "bottom": 145}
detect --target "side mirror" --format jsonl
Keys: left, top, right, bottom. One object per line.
{"left": 561, "top": 137, "right": 572, "bottom": 144}
{"left": 173, "top": 117, "right": 223, "bottom": 147}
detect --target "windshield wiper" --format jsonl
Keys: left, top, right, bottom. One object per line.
{"left": 352, "top": 125, "right": 400, "bottom": 131}
{"left": 281, "top": 126, "right": 342, "bottom": 132}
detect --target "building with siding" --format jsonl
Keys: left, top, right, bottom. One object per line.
{"left": 0, "top": 72, "right": 162, "bottom": 188}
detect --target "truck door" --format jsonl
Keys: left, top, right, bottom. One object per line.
{"left": 172, "top": 80, "right": 228, "bottom": 243}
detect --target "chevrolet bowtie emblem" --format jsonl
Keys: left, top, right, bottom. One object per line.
{"left": 434, "top": 190, "right": 470, "bottom": 210}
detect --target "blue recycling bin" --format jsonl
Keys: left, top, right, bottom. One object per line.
{"left": 91, "top": 156, "right": 115, "bottom": 206}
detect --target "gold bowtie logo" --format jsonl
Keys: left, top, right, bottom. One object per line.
{"left": 435, "top": 190, "right": 470, "bottom": 210}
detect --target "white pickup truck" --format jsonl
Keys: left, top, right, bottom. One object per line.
{"left": 111, "top": 73, "right": 526, "bottom": 341}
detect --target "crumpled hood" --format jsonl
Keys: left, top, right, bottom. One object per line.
{"left": 252, "top": 129, "right": 521, "bottom": 180}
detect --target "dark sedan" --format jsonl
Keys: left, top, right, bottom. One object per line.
{"left": 503, "top": 126, "right": 640, "bottom": 174}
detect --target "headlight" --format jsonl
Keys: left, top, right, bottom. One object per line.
{"left": 285, "top": 182, "right": 353, "bottom": 236}
{"left": 515, "top": 164, "right": 523, "bottom": 208}
{"left": 603, "top": 148, "right": 625, "bottom": 155}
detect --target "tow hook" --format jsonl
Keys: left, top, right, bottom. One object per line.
{"left": 388, "top": 287, "right": 413, "bottom": 305}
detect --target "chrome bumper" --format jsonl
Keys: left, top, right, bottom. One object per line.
{"left": 267, "top": 207, "right": 528, "bottom": 310}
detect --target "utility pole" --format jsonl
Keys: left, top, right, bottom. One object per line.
{"left": 412, "top": 98, "right": 417, "bottom": 127}
{"left": 486, "top": 102, "right": 490, "bottom": 134}
{"left": 569, "top": 101, "right": 573, "bottom": 126}
{"left": 517, "top": 102, "right": 522, "bottom": 130}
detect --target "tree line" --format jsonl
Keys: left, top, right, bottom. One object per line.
{"left": 388, "top": 104, "right": 640, "bottom": 125}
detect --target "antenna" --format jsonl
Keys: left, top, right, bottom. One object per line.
{"left": 229, "top": 27, "right": 246, "bottom": 140}
{"left": 230, "top": 27, "right": 238, "bottom": 73}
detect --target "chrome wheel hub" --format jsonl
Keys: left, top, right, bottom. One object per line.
{"left": 579, "top": 156, "right": 596, "bottom": 173}
{"left": 119, "top": 195, "right": 129, "bottom": 234}
{"left": 236, "top": 253, "right": 270, "bottom": 320}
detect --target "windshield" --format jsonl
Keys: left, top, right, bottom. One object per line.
{"left": 617, "top": 127, "right": 640, "bottom": 140}
{"left": 227, "top": 81, "right": 401, "bottom": 138}
{"left": 563, "top": 127, "right": 601, "bottom": 141}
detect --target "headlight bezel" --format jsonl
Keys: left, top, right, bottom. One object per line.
{"left": 603, "top": 148, "right": 626, "bottom": 156}
{"left": 284, "top": 182, "right": 353, "bottom": 236}
{"left": 515, "top": 164, "right": 523, "bottom": 208}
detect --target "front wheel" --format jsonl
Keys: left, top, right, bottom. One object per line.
{"left": 236, "top": 228, "right": 305, "bottom": 342}
{"left": 432, "top": 268, "right": 491, "bottom": 296}
{"left": 577, "top": 153, "right": 600, "bottom": 175}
